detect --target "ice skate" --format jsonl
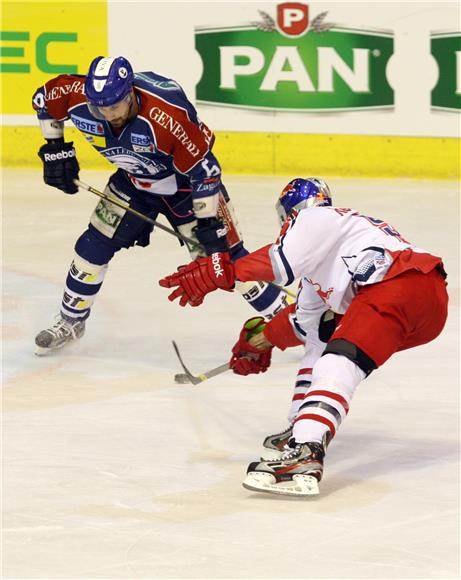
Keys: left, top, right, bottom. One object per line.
{"left": 243, "top": 440, "right": 324, "bottom": 497}
{"left": 35, "top": 314, "right": 86, "bottom": 355}
{"left": 261, "top": 425, "right": 293, "bottom": 459}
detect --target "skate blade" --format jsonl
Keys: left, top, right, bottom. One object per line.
{"left": 35, "top": 345, "right": 54, "bottom": 356}
{"left": 243, "top": 472, "right": 319, "bottom": 497}
{"left": 34, "top": 341, "right": 75, "bottom": 356}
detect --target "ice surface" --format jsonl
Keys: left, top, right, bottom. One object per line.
{"left": 2, "top": 169, "right": 460, "bottom": 578}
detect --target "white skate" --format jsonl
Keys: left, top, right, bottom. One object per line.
{"left": 243, "top": 441, "right": 324, "bottom": 497}
{"left": 35, "top": 314, "right": 85, "bottom": 355}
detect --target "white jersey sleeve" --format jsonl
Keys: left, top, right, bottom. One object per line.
{"left": 293, "top": 282, "right": 329, "bottom": 340}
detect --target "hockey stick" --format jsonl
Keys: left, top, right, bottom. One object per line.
{"left": 74, "top": 179, "right": 199, "bottom": 247}
{"left": 172, "top": 340, "right": 230, "bottom": 385}
{"left": 74, "top": 179, "right": 295, "bottom": 299}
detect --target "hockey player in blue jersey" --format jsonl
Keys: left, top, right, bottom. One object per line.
{"left": 32, "top": 56, "right": 288, "bottom": 354}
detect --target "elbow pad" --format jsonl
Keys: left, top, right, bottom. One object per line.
{"left": 39, "top": 118, "right": 65, "bottom": 139}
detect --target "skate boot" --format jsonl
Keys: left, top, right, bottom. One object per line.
{"left": 35, "top": 314, "right": 86, "bottom": 356}
{"left": 261, "top": 425, "right": 293, "bottom": 459}
{"left": 243, "top": 439, "right": 325, "bottom": 497}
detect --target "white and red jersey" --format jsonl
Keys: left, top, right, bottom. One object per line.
{"left": 236, "top": 206, "right": 443, "bottom": 342}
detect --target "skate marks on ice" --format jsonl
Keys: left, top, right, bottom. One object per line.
{"left": 3, "top": 368, "right": 174, "bottom": 412}
{"left": 62, "top": 428, "right": 453, "bottom": 536}
{"left": 3, "top": 270, "right": 176, "bottom": 411}
{"left": 64, "top": 396, "right": 445, "bottom": 528}
{"left": 66, "top": 457, "right": 390, "bottom": 526}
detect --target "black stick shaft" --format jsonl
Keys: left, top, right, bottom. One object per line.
{"left": 74, "top": 179, "right": 199, "bottom": 247}
{"left": 74, "top": 179, "right": 295, "bottom": 299}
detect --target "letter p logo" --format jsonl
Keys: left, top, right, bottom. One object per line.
{"left": 277, "top": 2, "right": 309, "bottom": 37}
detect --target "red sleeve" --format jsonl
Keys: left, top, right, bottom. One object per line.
{"left": 41, "top": 75, "right": 86, "bottom": 120}
{"left": 263, "top": 303, "right": 303, "bottom": 351}
{"left": 234, "top": 244, "right": 276, "bottom": 282}
{"left": 140, "top": 91, "right": 213, "bottom": 173}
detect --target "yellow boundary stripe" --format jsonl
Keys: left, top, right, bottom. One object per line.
{"left": 213, "top": 132, "right": 461, "bottom": 179}
{"left": 1, "top": 126, "right": 460, "bottom": 179}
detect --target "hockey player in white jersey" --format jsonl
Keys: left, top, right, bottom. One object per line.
{"left": 160, "top": 178, "right": 448, "bottom": 497}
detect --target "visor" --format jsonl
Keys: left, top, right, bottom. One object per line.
{"left": 86, "top": 92, "right": 132, "bottom": 120}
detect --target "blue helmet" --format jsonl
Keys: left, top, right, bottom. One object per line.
{"left": 275, "top": 178, "right": 332, "bottom": 225}
{"left": 85, "top": 56, "right": 134, "bottom": 107}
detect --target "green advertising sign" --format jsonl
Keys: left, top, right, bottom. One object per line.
{"left": 195, "top": 6, "right": 394, "bottom": 112}
{"left": 431, "top": 32, "right": 461, "bottom": 111}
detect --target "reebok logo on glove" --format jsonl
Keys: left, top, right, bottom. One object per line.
{"left": 211, "top": 253, "right": 224, "bottom": 277}
{"left": 43, "top": 150, "right": 76, "bottom": 162}
{"left": 159, "top": 251, "right": 235, "bottom": 307}
{"left": 38, "top": 140, "right": 80, "bottom": 194}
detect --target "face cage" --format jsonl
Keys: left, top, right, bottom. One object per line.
{"left": 86, "top": 91, "right": 132, "bottom": 120}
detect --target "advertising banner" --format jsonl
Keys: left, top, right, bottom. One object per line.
{"left": 431, "top": 32, "right": 461, "bottom": 111}
{"left": 1, "top": 1, "right": 107, "bottom": 115}
{"left": 196, "top": 4, "right": 394, "bottom": 112}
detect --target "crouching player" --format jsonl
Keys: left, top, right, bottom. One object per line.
{"left": 159, "top": 178, "right": 448, "bottom": 497}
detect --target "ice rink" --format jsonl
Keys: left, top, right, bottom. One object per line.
{"left": 2, "top": 169, "right": 460, "bottom": 579}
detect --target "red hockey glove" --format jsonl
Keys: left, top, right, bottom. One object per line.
{"left": 159, "top": 251, "right": 235, "bottom": 307}
{"left": 230, "top": 317, "right": 273, "bottom": 376}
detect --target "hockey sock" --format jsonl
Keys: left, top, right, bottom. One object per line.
{"left": 288, "top": 367, "right": 313, "bottom": 424}
{"left": 292, "top": 354, "right": 365, "bottom": 444}
{"left": 287, "top": 336, "right": 325, "bottom": 423}
{"left": 61, "top": 254, "right": 108, "bottom": 320}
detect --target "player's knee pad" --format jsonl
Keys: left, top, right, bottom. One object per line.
{"left": 323, "top": 338, "right": 377, "bottom": 377}
{"left": 75, "top": 228, "right": 118, "bottom": 265}
{"left": 88, "top": 180, "right": 154, "bottom": 249}
{"left": 89, "top": 181, "right": 130, "bottom": 239}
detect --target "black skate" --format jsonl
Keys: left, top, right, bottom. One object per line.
{"left": 243, "top": 440, "right": 325, "bottom": 497}
{"left": 261, "top": 425, "right": 293, "bottom": 459}
{"left": 35, "top": 314, "right": 85, "bottom": 356}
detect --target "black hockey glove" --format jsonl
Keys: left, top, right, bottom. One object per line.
{"left": 318, "top": 310, "right": 339, "bottom": 343}
{"left": 38, "top": 139, "right": 80, "bottom": 194}
{"left": 194, "top": 217, "right": 229, "bottom": 255}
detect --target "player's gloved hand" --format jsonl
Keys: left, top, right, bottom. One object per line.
{"left": 193, "top": 217, "right": 229, "bottom": 255}
{"left": 318, "top": 309, "right": 339, "bottom": 342}
{"left": 230, "top": 317, "right": 273, "bottom": 376}
{"left": 159, "top": 251, "right": 235, "bottom": 307}
{"left": 38, "top": 140, "right": 80, "bottom": 194}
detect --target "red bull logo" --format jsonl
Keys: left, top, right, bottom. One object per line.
{"left": 308, "top": 279, "right": 334, "bottom": 303}
{"left": 280, "top": 181, "right": 297, "bottom": 199}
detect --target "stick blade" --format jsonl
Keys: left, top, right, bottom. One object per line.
{"left": 171, "top": 341, "right": 200, "bottom": 384}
